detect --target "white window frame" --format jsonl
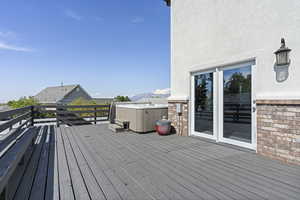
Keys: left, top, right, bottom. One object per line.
{"left": 190, "top": 69, "right": 218, "bottom": 140}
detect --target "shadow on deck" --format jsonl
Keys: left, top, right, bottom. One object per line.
{"left": 7, "top": 124, "right": 300, "bottom": 200}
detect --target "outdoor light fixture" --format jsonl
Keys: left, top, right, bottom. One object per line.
{"left": 274, "top": 38, "right": 292, "bottom": 82}
{"left": 274, "top": 38, "right": 291, "bottom": 66}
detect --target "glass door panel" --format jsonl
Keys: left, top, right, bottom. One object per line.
{"left": 223, "top": 66, "right": 252, "bottom": 143}
{"left": 194, "top": 73, "right": 214, "bottom": 135}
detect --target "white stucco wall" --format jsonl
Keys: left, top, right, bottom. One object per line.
{"left": 170, "top": 0, "right": 300, "bottom": 100}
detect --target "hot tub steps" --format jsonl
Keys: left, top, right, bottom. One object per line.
{"left": 108, "top": 123, "right": 124, "bottom": 133}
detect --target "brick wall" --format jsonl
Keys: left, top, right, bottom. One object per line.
{"left": 257, "top": 100, "right": 300, "bottom": 165}
{"left": 168, "top": 101, "right": 189, "bottom": 136}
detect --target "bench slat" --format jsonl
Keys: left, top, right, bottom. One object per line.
{"left": 0, "top": 112, "right": 31, "bottom": 133}
{"left": 0, "top": 127, "right": 38, "bottom": 194}
{"left": 13, "top": 126, "right": 47, "bottom": 200}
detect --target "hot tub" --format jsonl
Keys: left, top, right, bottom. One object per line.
{"left": 116, "top": 104, "right": 168, "bottom": 133}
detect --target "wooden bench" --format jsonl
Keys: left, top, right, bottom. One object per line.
{"left": 0, "top": 127, "right": 38, "bottom": 200}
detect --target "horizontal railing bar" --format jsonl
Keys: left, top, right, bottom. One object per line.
{"left": 35, "top": 110, "right": 56, "bottom": 114}
{"left": 36, "top": 110, "right": 110, "bottom": 114}
{"left": 33, "top": 120, "right": 57, "bottom": 124}
{"left": 33, "top": 116, "right": 57, "bottom": 119}
{"left": 57, "top": 119, "right": 108, "bottom": 124}
{"left": 0, "top": 112, "right": 31, "bottom": 133}
{"left": 57, "top": 110, "right": 109, "bottom": 114}
{"left": 0, "top": 106, "right": 31, "bottom": 120}
{"left": 53, "top": 116, "right": 108, "bottom": 120}
{"left": 34, "top": 117, "right": 108, "bottom": 124}
{"left": 33, "top": 115, "right": 108, "bottom": 121}
{"left": 35, "top": 105, "right": 110, "bottom": 109}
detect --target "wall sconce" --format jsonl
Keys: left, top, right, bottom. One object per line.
{"left": 274, "top": 38, "right": 292, "bottom": 82}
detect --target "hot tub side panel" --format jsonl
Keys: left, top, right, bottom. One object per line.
{"left": 142, "top": 108, "right": 168, "bottom": 132}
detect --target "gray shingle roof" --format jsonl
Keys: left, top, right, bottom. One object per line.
{"left": 34, "top": 85, "right": 79, "bottom": 104}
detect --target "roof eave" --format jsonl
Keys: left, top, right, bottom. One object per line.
{"left": 164, "top": 0, "right": 171, "bottom": 7}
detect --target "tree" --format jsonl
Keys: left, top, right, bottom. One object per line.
{"left": 114, "top": 96, "right": 131, "bottom": 102}
{"left": 225, "top": 72, "right": 251, "bottom": 94}
{"left": 7, "top": 96, "right": 39, "bottom": 109}
{"left": 69, "top": 98, "right": 102, "bottom": 117}
{"left": 69, "top": 97, "right": 97, "bottom": 106}
{"left": 195, "top": 73, "right": 213, "bottom": 111}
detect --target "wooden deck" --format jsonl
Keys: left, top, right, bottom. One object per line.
{"left": 11, "top": 124, "right": 300, "bottom": 200}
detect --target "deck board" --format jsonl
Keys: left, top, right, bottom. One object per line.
{"left": 29, "top": 126, "right": 51, "bottom": 200}
{"left": 68, "top": 127, "right": 122, "bottom": 200}
{"left": 11, "top": 124, "right": 300, "bottom": 200}
{"left": 94, "top": 126, "right": 259, "bottom": 200}
{"left": 64, "top": 126, "right": 106, "bottom": 200}
{"left": 60, "top": 127, "right": 90, "bottom": 200}
{"left": 56, "top": 126, "right": 75, "bottom": 200}
{"left": 13, "top": 126, "right": 47, "bottom": 200}
{"left": 45, "top": 125, "right": 59, "bottom": 200}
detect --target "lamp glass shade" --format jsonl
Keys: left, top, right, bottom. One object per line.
{"left": 276, "top": 50, "right": 290, "bottom": 66}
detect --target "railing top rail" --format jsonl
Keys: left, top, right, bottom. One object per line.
{"left": 0, "top": 106, "right": 32, "bottom": 119}
{"left": 35, "top": 104, "right": 110, "bottom": 109}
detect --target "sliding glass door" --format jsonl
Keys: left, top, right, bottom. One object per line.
{"left": 191, "top": 71, "right": 216, "bottom": 139}
{"left": 220, "top": 65, "right": 253, "bottom": 146}
{"left": 191, "top": 62, "right": 256, "bottom": 149}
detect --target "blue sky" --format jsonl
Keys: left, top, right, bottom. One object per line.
{"left": 0, "top": 0, "right": 170, "bottom": 103}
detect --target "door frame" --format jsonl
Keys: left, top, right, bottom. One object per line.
{"left": 190, "top": 60, "right": 257, "bottom": 150}
{"left": 218, "top": 62, "right": 257, "bottom": 150}
{"left": 190, "top": 69, "right": 218, "bottom": 140}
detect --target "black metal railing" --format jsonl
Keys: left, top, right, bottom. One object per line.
{"left": 0, "top": 104, "right": 110, "bottom": 134}
{"left": 33, "top": 104, "right": 110, "bottom": 126}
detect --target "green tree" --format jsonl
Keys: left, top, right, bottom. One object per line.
{"left": 7, "top": 96, "right": 39, "bottom": 109}
{"left": 69, "top": 97, "right": 97, "bottom": 106}
{"left": 69, "top": 98, "right": 109, "bottom": 117}
{"left": 225, "top": 72, "right": 251, "bottom": 94}
{"left": 114, "top": 96, "right": 131, "bottom": 102}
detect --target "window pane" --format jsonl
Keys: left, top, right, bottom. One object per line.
{"left": 223, "top": 66, "right": 252, "bottom": 143}
{"left": 194, "top": 73, "right": 214, "bottom": 135}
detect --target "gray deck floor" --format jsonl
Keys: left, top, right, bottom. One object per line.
{"left": 12, "top": 124, "right": 300, "bottom": 200}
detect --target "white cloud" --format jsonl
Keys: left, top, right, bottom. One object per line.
{"left": 131, "top": 16, "right": 145, "bottom": 24}
{"left": 65, "top": 9, "right": 82, "bottom": 21}
{"left": 0, "top": 31, "right": 16, "bottom": 39}
{"left": 153, "top": 88, "right": 170, "bottom": 95}
{"left": 0, "top": 41, "right": 32, "bottom": 52}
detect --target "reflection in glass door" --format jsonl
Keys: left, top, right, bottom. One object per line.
{"left": 194, "top": 73, "right": 214, "bottom": 135}
{"left": 223, "top": 66, "right": 252, "bottom": 143}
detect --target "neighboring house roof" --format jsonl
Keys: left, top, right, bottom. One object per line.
{"left": 164, "top": 0, "right": 170, "bottom": 6}
{"left": 34, "top": 84, "right": 90, "bottom": 104}
{"left": 136, "top": 97, "right": 168, "bottom": 105}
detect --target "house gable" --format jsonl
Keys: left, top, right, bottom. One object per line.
{"left": 60, "top": 85, "right": 92, "bottom": 104}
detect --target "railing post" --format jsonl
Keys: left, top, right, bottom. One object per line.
{"left": 56, "top": 105, "right": 60, "bottom": 127}
{"left": 31, "top": 106, "right": 34, "bottom": 126}
{"left": 107, "top": 104, "right": 111, "bottom": 121}
{"left": 94, "top": 107, "right": 97, "bottom": 125}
